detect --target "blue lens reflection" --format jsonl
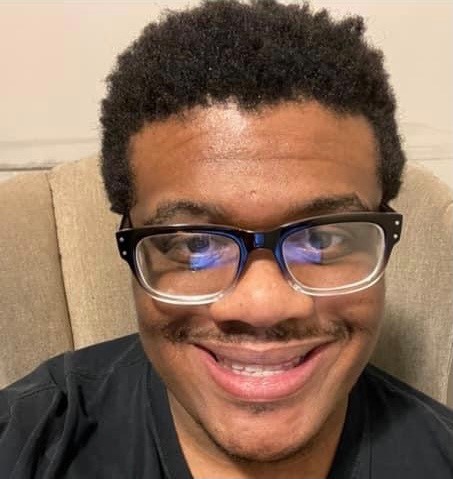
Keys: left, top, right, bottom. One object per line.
{"left": 189, "top": 254, "right": 222, "bottom": 270}
{"left": 283, "top": 242, "right": 322, "bottom": 264}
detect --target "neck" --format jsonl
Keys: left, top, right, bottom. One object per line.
{"left": 169, "top": 394, "right": 348, "bottom": 479}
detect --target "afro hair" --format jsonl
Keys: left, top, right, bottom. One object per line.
{"left": 100, "top": 0, "right": 405, "bottom": 216}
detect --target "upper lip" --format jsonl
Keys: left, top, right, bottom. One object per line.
{"left": 194, "top": 338, "right": 335, "bottom": 365}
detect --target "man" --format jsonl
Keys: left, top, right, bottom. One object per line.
{"left": 1, "top": 0, "right": 452, "bottom": 477}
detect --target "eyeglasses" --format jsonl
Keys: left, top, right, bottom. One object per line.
{"left": 116, "top": 206, "right": 402, "bottom": 305}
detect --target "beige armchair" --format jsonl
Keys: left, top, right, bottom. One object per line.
{"left": 0, "top": 156, "right": 452, "bottom": 408}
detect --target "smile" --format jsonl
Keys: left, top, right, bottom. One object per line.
{"left": 194, "top": 340, "right": 335, "bottom": 401}
{"left": 216, "top": 353, "right": 306, "bottom": 376}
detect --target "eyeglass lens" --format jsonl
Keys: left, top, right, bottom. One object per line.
{"left": 282, "top": 222, "right": 384, "bottom": 289}
{"left": 136, "top": 232, "right": 241, "bottom": 297}
{"left": 135, "top": 222, "right": 385, "bottom": 299}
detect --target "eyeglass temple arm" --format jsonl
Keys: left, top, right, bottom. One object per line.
{"left": 119, "top": 214, "right": 133, "bottom": 229}
{"left": 380, "top": 203, "right": 395, "bottom": 213}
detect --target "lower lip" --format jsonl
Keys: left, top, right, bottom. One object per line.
{"left": 197, "top": 343, "right": 331, "bottom": 402}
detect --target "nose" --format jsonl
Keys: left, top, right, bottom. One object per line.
{"left": 208, "top": 249, "right": 316, "bottom": 328}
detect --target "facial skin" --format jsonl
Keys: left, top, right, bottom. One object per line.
{"left": 129, "top": 101, "right": 385, "bottom": 478}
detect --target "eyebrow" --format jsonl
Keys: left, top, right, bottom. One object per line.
{"left": 142, "top": 201, "right": 224, "bottom": 226}
{"left": 140, "top": 194, "right": 371, "bottom": 227}
{"left": 289, "top": 195, "right": 372, "bottom": 218}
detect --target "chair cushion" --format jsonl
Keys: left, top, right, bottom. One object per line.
{"left": 0, "top": 172, "right": 73, "bottom": 387}
{"left": 49, "top": 157, "right": 136, "bottom": 350}
{"left": 373, "top": 162, "right": 453, "bottom": 405}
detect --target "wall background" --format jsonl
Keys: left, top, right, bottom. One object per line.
{"left": 0, "top": 1, "right": 452, "bottom": 188}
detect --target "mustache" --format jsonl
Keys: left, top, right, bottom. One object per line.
{"left": 143, "top": 317, "right": 350, "bottom": 344}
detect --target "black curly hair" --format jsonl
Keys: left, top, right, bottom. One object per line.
{"left": 100, "top": 0, "right": 405, "bottom": 216}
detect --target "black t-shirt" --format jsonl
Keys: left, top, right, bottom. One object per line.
{"left": 1, "top": 334, "right": 452, "bottom": 478}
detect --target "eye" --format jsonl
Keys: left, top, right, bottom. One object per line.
{"left": 306, "top": 230, "right": 344, "bottom": 250}
{"left": 144, "top": 233, "right": 238, "bottom": 270}
{"left": 164, "top": 234, "right": 224, "bottom": 256}
{"left": 186, "top": 235, "right": 211, "bottom": 253}
{"left": 283, "top": 226, "right": 354, "bottom": 264}
{"left": 150, "top": 234, "right": 212, "bottom": 255}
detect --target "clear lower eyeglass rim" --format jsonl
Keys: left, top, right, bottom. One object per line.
{"left": 136, "top": 262, "right": 387, "bottom": 305}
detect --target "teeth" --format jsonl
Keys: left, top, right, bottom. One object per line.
{"left": 217, "top": 355, "right": 305, "bottom": 376}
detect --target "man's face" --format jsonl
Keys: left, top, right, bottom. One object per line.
{"left": 129, "top": 101, "right": 384, "bottom": 464}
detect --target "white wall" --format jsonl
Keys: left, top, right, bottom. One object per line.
{"left": 0, "top": 1, "right": 452, "bottom": 188}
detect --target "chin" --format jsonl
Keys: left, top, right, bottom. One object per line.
{"left": 191, "top": 394, "right": 336, "bottom": 465}
{"left": 205, "top": 427, "right": 315, "bottom": 464}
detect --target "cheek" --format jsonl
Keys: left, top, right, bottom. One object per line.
{"left": 308, "top": 281, "right": 386, "bottom": 401}
{"left": 132, "top": 278, "right": 205, "bottom": 369}
{"left": 132, "top": 283, "right": 213, "bottom": 407}
{"left": 317, "top": 279, "right": 385, "bottom": 331}
{"left": 132, "top": 279, "right": 177, "bottom": 360}
{"left": 132, "top": 278, "right": 208, "bottom": 334}
{"left": 318, "top": 280, "right": 385, "bottom": 373}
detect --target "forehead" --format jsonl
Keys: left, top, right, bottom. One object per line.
{"left": 129, "top": 101, "right": 380, "bottom": 227}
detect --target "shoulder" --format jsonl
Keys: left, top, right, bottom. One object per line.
{"left": 360, "top": 364, "right": 453, "bottom": 475}
{"left": 0, "top": 334, "right": 160, "bottom": 476}
{"left": 0, "top": 333, "right": 146, "bottom": 436}
{"left": 363, "top": 364, "right": 453, "bottom": 428}
{"left": 1, "top": 333, "right": 144, "bottom": 404}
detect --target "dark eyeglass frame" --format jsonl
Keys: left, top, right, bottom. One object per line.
{"left": 116, "top": 205, "right": 402, "bottom": 304}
